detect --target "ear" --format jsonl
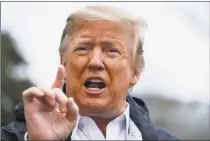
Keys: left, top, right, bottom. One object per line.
{"left": 60, "top": 55, "right": 66, "bottom": 67}
{"left": 130, "top": 74, "right": 138, "bottom": 86}
{"left": 129, "top": 69, "right": 141, "bottom": 86}
{"left": 60, "top": 55, "right": 67, "bottom": 79}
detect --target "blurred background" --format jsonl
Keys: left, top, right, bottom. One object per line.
{"left": 1, "top": 2, "right": 209, "bottom": 140}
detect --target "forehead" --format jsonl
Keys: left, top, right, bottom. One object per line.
{"left": 72, "top": 20, "right": 130, "bottom": 41}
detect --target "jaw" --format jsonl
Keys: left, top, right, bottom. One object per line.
{"left": 78, "top": 99, "right": 127, "bottom": 119}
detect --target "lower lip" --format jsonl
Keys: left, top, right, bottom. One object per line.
{"left": 85, "top": 87, "right": 106, "bottom": 95}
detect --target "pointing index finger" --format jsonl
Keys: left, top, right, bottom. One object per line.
{"left": 51, "top": 65, "right": 65, "bottom": 89}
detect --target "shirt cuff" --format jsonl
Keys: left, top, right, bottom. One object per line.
{"left": 24, "top": 132, "right": 29, "bottom": 141}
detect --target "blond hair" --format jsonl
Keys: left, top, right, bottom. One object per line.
{"left": 59, "top": 5, "right": 147, "bottom": 81}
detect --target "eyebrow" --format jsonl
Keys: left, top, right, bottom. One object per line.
{"left": 72, "top": 35, "right": 124, "bottom": 48}
{"left": 79, "top": 34, "right": 93, "bottom": 39}
{"left": 100, "top": 38, "right": 124, "bottom": 48}
{"left": 71, "top": 37, "right": 93, "bottom": 46}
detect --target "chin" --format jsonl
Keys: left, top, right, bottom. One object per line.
{"left": 76, "top": 97, "right": 111, "bottom": 116}
{"left": 82, "top": 97, "right": 108, "bottom": 108}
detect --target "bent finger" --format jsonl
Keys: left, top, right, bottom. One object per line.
{"left": 54, "top": 88, "right": 68, "bottom": 113}
{"left": 23, "top": 87, "right": 44, "bottom": 103}
{"left": 41, "top": 88, "right": 56, "bottom": 107}
{"left": 66, "top": 97, "right": 79, "bottom": 121}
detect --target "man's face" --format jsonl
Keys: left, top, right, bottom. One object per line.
{"left": 63, "top": 20, "right": 137, "bottom": 118}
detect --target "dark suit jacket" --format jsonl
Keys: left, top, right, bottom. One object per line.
{"left": 1, "top": 91, "right": 180, "bottom": 140}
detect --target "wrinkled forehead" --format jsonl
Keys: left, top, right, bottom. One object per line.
{"left": 70, "top": 20, "right": 133, "bottom": 44}
{"left": 59, "top": 20, "right": 134, "bottom": 55}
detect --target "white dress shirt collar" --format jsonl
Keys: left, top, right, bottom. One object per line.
{"left": 71, "top": 102, "right": 130, "bottom": 140}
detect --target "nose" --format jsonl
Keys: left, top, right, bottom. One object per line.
{"left": 88, "top": 48, "right": 104, "bottom": 71}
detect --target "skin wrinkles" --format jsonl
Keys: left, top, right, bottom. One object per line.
{"left": 70, "top": 36, "right": 126, "bottom": 55}
{"left": 61, "top": 20, "right": 138, "bottom": 136}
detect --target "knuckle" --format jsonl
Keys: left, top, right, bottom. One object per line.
{"left": 53, "top": 88, "right": 62, "bottom": 93}
{"left": 41, "top": 87, "right": 51, "bottom": 95}
{"left": 22, "top": 87, "right": 35, "bottom": 95}
{"left": 54, "top": 89, "right": 65, "bottom": 97}
{"left": 22, "top": 87, "right": 39, "bottom": 97}
{"left": 29, "top": 87, "right": 39, "bottom": 92}
{"left": 73, "top": 104, "right": 79, "bottom": 112}
{"left": 43, "top": 88, "right": 55, "bottom": 98}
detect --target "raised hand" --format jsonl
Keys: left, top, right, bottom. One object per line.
{"left": 23, "top": 65, "right": 79, "bottom": 140}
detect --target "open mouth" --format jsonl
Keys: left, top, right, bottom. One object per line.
{"left": 84, "top": 78, "right": 106, "bottom": 92}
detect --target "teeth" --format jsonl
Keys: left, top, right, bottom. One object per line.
{"left": 89, "top": 79, "right": 103, "bottom": 83}
{"left": 88, "top": 88, "right": 101, "bottom": 91}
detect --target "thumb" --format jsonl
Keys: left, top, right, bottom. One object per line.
{"left": 51, "top": 65, "right": 65, "bottom": 89}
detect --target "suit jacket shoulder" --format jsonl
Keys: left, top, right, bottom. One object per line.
{"left": 127, "top": 95, "right": 180, "bottom": 140}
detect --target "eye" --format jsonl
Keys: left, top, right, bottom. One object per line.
{"left": 74, "top": 46, "right": 89, "bottom": 55}
{"left": 109, "top": 49, "right": 119, "bottom": 53}
{"left": 76, "top": 47, "right": 87, "bottom": 51}
{"left": 106, "top": 48, "right": 121, "bottom": 58}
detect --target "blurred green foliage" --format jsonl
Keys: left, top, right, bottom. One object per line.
{"left": 1, "top": 31, "right": 34, "bottom": 126}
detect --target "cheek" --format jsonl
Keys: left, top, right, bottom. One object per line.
{"left": 65, "top": 52, "right": 88, "bottom": 76}
{"left": 65, "top": 54, "right": 88, "bottom": 94}
{"left": 107, "top": 58, "right": 131, "bottom": 80}
{"left": 105, "top": 59, "right": 131, "bottom": 93}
